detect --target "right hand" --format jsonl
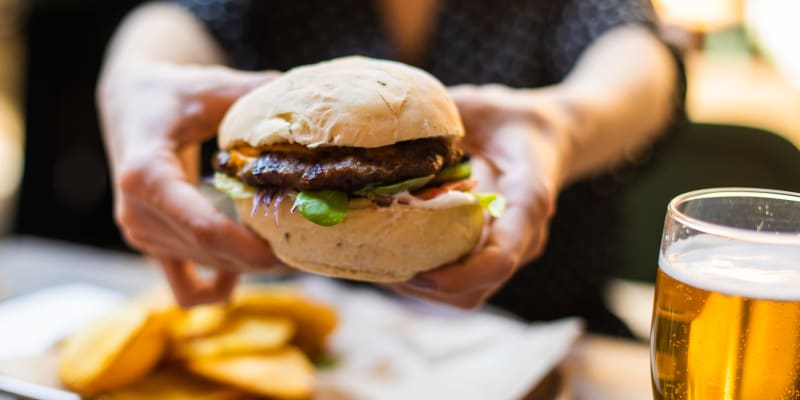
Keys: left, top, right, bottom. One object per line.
{"left": 98, "top": 61, "right": 281, "bottom": 306}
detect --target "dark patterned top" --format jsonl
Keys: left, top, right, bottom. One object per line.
{"left": 177, "top": 0, "right": 683, "bottom": 336}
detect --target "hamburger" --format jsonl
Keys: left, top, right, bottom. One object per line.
{"left": 212, "top": 56, "right": 503, "bottom": 282}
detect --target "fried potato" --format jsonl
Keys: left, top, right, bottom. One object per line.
{"left": 98, "top": 366, "right": 245, "bottom": 400}
{"left": 186, "top": 347, "right": 314, "bottom": 400}
{"left": 129, "top": 285, "right": 179, "bottom": 315}
{"left": 169, "top": 304, "right": 229, "bottom": 340}
{"left": 58, "top": 303, "right": 167, "bottom": 396}
{"left": 173, "top": 315, "right": 295, "bottom": 359}
{"left": 232, "top": 286, "right": 337, "bottom": 355}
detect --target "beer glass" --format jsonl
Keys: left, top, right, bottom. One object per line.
{"left": 651, "top": 188, "right": 800, "bottom": 400}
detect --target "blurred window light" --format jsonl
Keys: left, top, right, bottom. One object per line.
{"left": 0, "top": 0, "right": 20, "bottom": 37}
{"left": 653, "top": 0, "right": 743, "bottom": 32}
{"left": 0, "top": 94, "right": 23, "bottom": 235}
{"left": 0, "top": 95, "right": 23, "bottom": 200}
{"left": 746, "top": 0, "right": 800, "bottom": 88}
{"left": 0, "top": 0, "right": 22, "bottom": 234}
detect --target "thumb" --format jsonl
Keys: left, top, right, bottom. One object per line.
{"left": 160, "top": 258, "right": 239, "bottom": 307}
{"left": 198, "top": 67, "right": 281, "bottom": 103}
{"left": 175, "top": 67, "right": 281, "bottom": 144}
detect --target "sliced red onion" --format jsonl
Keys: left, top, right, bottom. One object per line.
{"left": 250, "top": 188, "right": 296, "bottom": 224}
{"left": 250, "top": 190, "right": 265, "bottom": 217}
{"left": 262, "top": 188, "right": 275, "bottom": 216}
{"left": 273, "top": 191, "right": 286, "bottom": 226}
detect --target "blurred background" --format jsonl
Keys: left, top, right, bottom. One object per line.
{"left": 0, "top": 0, "right": 799, "bottom": 338}
{"left": 1, "top": 0, "right": 141, "bottom": 249}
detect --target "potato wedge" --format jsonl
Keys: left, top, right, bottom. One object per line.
{"left": 129, "top": 285, "right": 178, "bottom": 315}
{"left": 232, "top": 286, "right": 337, "bottom": 355}
{"left": 186, "top": 347, "right": 314, "bottom": 399}
{"left": 169, "top": 304, "right": 228, "bottom": 340}
{"left": 58, "top": 303, "right": 167, "bottom": 395}
{"left": 173, "top": 316, "right": 295, "bottom": 359}
{"left": 98, "top": 366, "right": 245, "bottom": 400}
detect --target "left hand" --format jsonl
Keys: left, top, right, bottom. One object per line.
{"left": 392, "top": 84, "right": 575, "bottom": 309}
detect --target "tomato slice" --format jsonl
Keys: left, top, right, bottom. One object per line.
{"left": 412, "top": 179, "right": 478, "bottom": 200}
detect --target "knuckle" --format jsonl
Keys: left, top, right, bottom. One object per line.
{"left": 204, "top": 65, "right": 231, "bottom": 80}
{"left": 494, "top": 258, "right": 516, "bottom": 282}
{"left": 528, "top": 230, "right": 550, "bottom": 261}
{"left": 114, "top": 203, "right": 137, "bottom": 230}
{"left": 119, "top": 226, "right": 147, "bottom": 250}
{"left": 189, "top": 220, "right": 218, "bottom": 248}
{"left": 172, "top": 291, "right": 198, "bottom": 308}
{"left": 454, "top": 294, "right": 485, "bottom": 310}
{"left": 436, "top": 277, "right": 469, "bottom": 295}
{"left": 117, "top": 156, "right": 152, "bottom": 196}
{"left": 119, "top": 228, "right": 138, "bottom": 247}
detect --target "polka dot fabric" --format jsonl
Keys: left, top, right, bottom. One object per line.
{"left": 545, "top": 0, "right": 655, "bottom": 78}
{"left": 174, "top": 0, "right": 682, "bottom": 336}
{"left": 175, "top": 0, "right": 655, "bottom": 85}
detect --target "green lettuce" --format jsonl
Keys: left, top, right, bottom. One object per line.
{"left": 432, "top": 160, "right": 472, "bottom": 183}
{"left": 213, "top": 172, "right": 255, "bottom": 199}
{"left": 353, "top": 175, "right": 434, "bottom": 198}
{"left": 293, "top": 190, "right": 349, "bottom": 226}
{"left": 473, "top": 192, "right": 506, "bottom": 218}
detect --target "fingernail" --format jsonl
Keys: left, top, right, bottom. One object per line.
{"left": 407, "top": 276, "right": 436, "bottom": 290}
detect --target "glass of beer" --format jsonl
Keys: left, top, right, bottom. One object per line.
{"left": 651, "top": 188, "right": 800, "bottom": 400}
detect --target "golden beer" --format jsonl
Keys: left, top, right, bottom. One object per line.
{"left": 651, "top": 239, "right": 800, "bottom": 400}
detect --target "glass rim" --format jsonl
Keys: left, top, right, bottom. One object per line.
{"left": 668, "top": 187, "right": 800, "bottom": 246}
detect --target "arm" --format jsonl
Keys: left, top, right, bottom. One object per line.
{"left": 395, "top": 25, "right": 679, "bottom": 308}
{"left": 99, "top": 3, "right": 279, "bottom": 306}
{"left": 102, "top": 2, "right": 224, "bottom": 67}
{"left": 551, "top": 25, "right": 678, "bottom": 183}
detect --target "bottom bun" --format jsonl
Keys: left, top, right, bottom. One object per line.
{"left": 234, "top": 197, "right": 484, "bottom": 282}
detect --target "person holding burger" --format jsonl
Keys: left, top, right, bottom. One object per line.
{"left": 98, "top": 0, "right": 682, "bottom": 334}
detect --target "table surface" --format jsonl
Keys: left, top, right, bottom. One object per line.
{"left": 0, "top": 236, "right": 653, "bottom": 400}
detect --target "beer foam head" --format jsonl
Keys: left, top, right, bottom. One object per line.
{"left": 660, "top": 235, "right": 800, "bottom": 301}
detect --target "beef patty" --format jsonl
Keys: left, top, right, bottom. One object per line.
{"left": 214, "top": 137, "right": 463, "bottom": 192}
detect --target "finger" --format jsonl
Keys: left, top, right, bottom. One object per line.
{"left": 447, "top": 84, "right": 480, "bottom": 102}
{"left": 159, "top": 258, "right": 239, "bottom": 307}
{"left": 399, "top": 205, "right": 534, "bottom": 297}
{"left": 175, "top": 68, "right": 281, "bottom": 144}
{"left": 126, "top": 154, "right": 278, "bottom": 270}
{"left": 119, "top": 198, "right": 266, "bottom": 272}
{"left": 200, "top": 67, "right": 281, "bottom": 101}
{"left": 402, "top": 243, "right": 514, "bottom": 295}
{"left": 469, "top": 156, "right": 499, "bottom": 193}
{"left": 152, "top": 179, "right": 278, "bottom": 268}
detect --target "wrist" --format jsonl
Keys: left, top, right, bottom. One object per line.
{"left": 522, "top": 88, "right": 586, "bottom": 190}
{"left": 531, "top": 86, "right": 603, "bottom": 185}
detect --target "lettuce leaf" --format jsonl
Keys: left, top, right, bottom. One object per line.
{"left": 473, "top": 192, "right": 506, "bottom": 218}
{"left": 213, "top": 172, "right": 255, "bottom": 199}
{"left": 353, "top": 175, "right": 434, "bottom": 198}
{"left": 432, "top": 160, "right": 472, "bottom": 183}
{"left": 294, "top": 190, "right": 348, "bottom": 226}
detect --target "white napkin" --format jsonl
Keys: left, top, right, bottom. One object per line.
{"left": 0, "top": 278, "right": 582, "bottom": 400}
{"left": 0, "top": 284, "right": 123, "bottom": 359}
{"left": 299, "top": 278, "right": 583, "bottom": 400}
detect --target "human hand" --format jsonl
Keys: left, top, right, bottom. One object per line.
{"left": 98, "top": 61, "right": 281, "bottom": 306}
{"left": 392, "top": 84, "right": 576, "bottom": 309}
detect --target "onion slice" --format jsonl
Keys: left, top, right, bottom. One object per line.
{"left": 273, "top": 191, "right": 287, "bottom": 226}
{"left": 250, "top": 191, "right": 265, "bottom": 217}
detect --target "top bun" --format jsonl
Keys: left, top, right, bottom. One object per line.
{"left": 219, "top": 56, "right": 464, "bottom": 149}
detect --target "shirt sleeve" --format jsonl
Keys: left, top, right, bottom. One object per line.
{"left": 545, "top": 0, "right": 687, "bottom": 141}
{"left": 544, "top": 0, "right": 656, "bottom": 79}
